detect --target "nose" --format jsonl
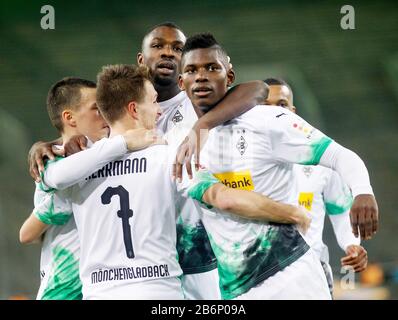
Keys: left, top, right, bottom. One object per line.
{"left": 160, "top": 45, "right": 175, "bottom": 59}
{"left": 195, "top": 68, "right": 208, "bottom": 82}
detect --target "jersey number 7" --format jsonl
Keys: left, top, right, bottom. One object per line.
{"left": 101, "top": 186, "right": 135, "bottom": 259}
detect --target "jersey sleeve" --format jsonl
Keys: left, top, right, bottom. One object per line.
{"left": 318, "top": 141, "right": 374, "bottom": 197}
{"left": 33, "top": 184, "right": 73, "bottom": 226}
{"left": 266, "top": 109, "right": 333, "bottom": 165}
{"left": 323, "top": 170, "right": 360, "bottom": 251}
{"left": 43, "top": 135, "right": 128, "bottom": 190}
{"left": 177, "top": 168, "right": 220, "bottom": 209}
{"left": 323, "top": 170, "right": 353, "bottom": 216}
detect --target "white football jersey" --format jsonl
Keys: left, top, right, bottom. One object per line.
{"left": 293, "top": 164, "right": 359, "bottom": 262}
{"left": 160, "top": 92, "right": 218, "bottom": 275}
{"left": 33, "top": 184, "right": 81, "bottom": 300}
{"left": 158, "top": 91, "right": 198, "bottom": 135}
{"left": 43, "top": 141, "right": 194, "bottom": 299}
{"left": 198, "top": 105, "right": 334, "bottom": 299}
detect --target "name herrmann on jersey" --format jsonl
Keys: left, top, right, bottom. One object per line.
{"left": 86, "top": 157, "right": 147, "bottom": 180}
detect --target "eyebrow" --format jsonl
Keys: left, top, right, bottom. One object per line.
{"left": 183, "top": 62, "right": 220, "bottom": 69}
{"left": 151, "top": 38, "right": 184, "bottom": 45}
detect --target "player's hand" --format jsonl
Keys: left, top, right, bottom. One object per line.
{"left": 28, "top": 140, "right": 64, "bottom": 182}
{"left": 63, "top": 134, "right": 88, "bottom": 156}
{"left": 350, "top": 194, "right": 379, "bottom": 241}
{"left": 341, "top": 245, "right": 368, "bottom": 272}
{"left": 295, "top": 206, "right": 311, "bottom": 235}
{"left": 123, "top": 128, "right": 165, "bottom": 151}
{"left": 173, "top": 128, "right": 209, "bottom": 181}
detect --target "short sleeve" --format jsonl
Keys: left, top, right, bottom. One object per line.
{"left": 33, "top": 184, "right": 73, "bottom": 225}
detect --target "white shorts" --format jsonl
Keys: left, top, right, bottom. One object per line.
{"left": 234, "top": 249, "right": 332, "bottom": 300}
{"left": 84, "top": 277, "right": 185, "bottom": 300}
{"left": 182, "top": 268, "right": 221, "bottom": 300}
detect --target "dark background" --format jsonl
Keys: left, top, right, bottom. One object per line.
{"left": 0, "top": 0, "right": 397, "bottom": 299}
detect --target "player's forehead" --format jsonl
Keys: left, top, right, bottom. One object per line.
{"left": 269, "top": 85, "right": 292, "bottom": 99}
{"left": 78, "top": 87, "right": 96, "bottom": 104}
{"left": 182, "top": 48, "right": 224, "bottom": 68}
{"left": 145, "top": 26, "right": 186, "bottom": 46}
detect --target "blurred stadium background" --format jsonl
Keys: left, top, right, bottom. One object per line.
{"left": 0, "top": 0, "right": 397, "bottom": 299}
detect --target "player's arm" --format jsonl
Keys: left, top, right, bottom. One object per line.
{"left": 187, "top": 170, "right": 311, "bottom": 233}
{"left": 204, "top": 184, "right": 310, "bottom": 233}
{"left": 323, "top": 170, "right": 359, "bottom": 251}
{"left": 319, "top": 143, "right": 378, "bottom": 240}
{"left": 268, "top": 108, "right": 378, "bottom": 240}
{"left": 174, "top": 81, "right": 269, "bottom": 179}
{"left": 19, "top": 212, "right": 48, "bottom": 244}
{"left": 195, "top": 81, "right": 269, "bottom": 132}
{"left": 329, "top": 211, "right": 368, "bottom": 272}
{"left": 28, "top": 137, "right": 64, "bottom": 182}
{"left": 29, "top": 129, "right": 160, "bottom": 185}
{"left": 323, "top": 171, "right": 367, "bottom": 272}
{"left": 19, "top": 188, "right": 72, "bottom": 244}
{"left": 42, "top": 130, "right": 160, "bottom": 190}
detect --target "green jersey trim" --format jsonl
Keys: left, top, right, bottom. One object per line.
{"left": 188, "top": 170, "right": 220, "bottom": 209}
{"left": 207, "top": 224, "right": 310, "bottom": 300}
{"left": 177, "top": 219, "right": 218, "bottom": 274}
{"left": 34, "top": 193, "right": 71, "bottom": 225}
{"left": 325, "top": 197, "right": 353, "bottom": 215}
{"left": 301, "top": 137, "right": 333, "bottom": 165}
{"left": 223, "top": 243, "right": 309, "bottom": 300}
{"left": 40, "top": 246, "right": 82, "bottom": 300}
{"left": 39, "top": 156, "right": 64, "bottom": 192}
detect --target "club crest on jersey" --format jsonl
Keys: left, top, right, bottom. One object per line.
{"left": 303, "top": 166, "right": 313, "bottom": 178}
{"left": 236, "top": 136, "right": 248, "bottom": 155}
{"left": 236, "top": 129, "right": 248, "bottom": 155}
{"left": 171, "top": 109, "right": 183, "bottom": 124}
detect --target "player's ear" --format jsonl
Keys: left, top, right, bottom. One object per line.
{"left": 137, "top": 52, "right": 144, "bottom": 65}
{"left": 290, "top": 105, "right": 297, "bottom": 114}
{"left": 127, "top": 101, "right": 139, "bottom": 119}
{"left": 226, "top": 68, "right": 235, "bottom": 87}
{"left": 178, "top": 75, "right": 185, "bottom": 91}
{"left": 62, "top": 109, "right": 76, "bottom": 127}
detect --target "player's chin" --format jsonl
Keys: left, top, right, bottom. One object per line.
{"left": 191, "top": 96, "right": 216, "bottom": 109}
{"left": 154, "top": 72, "right": 177, "bottom": 84}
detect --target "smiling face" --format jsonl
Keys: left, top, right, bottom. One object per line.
{"left": 179, "top": 48, "right": 235, "bottom": 111}
{"left": 138, "top": 26, "right": 186, "bottom": 87}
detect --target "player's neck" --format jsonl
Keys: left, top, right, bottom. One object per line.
{"left": 155, "top": 82, "right": 181, "bottom": 102}
{"left": 192, "top": 105, "right": 206, "bottom": 119}
{"left": 109, "top": 118, "right": 143, "bottom": 138}
{"left": 62, "top": 128, "right": 82, "bottom": 144}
